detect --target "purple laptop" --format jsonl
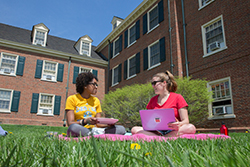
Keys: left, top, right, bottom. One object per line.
{"left": 139, "top": 108, "right": 175, "bottom": 131}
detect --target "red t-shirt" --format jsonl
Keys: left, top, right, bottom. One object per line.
{"left": 146, "top": 92, "right": 188, "bottom": 121}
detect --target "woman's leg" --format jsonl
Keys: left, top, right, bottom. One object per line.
{"left": 105, "top": 125, "right": 126, "bottom": 135}
{"left": 164, "top": 123, "right": 196, "bottom": 137}
{"left": 67, "top": 124, "right": 90, "bottom": 137}
{"left": 131, "top": 126, "right": 160, "bottom": 136}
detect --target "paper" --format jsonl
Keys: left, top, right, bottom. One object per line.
{"left": 96, "top": 118, "right": 119, "bottom": 124}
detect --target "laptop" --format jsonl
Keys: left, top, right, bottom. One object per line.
{"left": 139, "top": 108, "right": 175, "bottom": 131}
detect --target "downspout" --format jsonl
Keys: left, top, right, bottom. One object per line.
{"left": 181, "top": 0, "right": 189, "bottom": 78}
{"left": 63, "top": 57, "right": 71, "bottom": 127}
{"left": 168, "top": 0, "right": 174, "bottom": 74}
{"left": 107, "top": 40, "right": 111, "bottom": 93}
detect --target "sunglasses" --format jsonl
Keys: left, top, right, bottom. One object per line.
{"left": 89, "top": 82, "right": 98, "bottom": 87}
{"left": 151, "top": 80, "right": 163, "bottom": 86}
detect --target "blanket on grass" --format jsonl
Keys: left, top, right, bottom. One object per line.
{"left": 58, "top": 133, "right": 230, "bottom": 142}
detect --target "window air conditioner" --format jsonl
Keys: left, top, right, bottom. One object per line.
{"left": 4, "top": 68, "right": 11, "bottom": 74}
{"left": 213, "top": 106, "right": 227, "bottom": 115}
{"left": 42, "top": 109, "right": 48, "bottom": 114}
{"left": 46, "top": 75, "right": 52, "bottom": 80}
{"left": 209, "top": 41, "right": 220, "bottom": 51}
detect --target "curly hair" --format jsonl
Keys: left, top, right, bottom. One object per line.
{"left": 76, "top": 72, "right": 98, "bottom": 94}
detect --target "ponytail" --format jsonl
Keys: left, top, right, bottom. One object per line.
{"left": 153, "top": 70, "right": 178, "bottom": 92}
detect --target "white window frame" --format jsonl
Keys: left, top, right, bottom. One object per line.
{"left": 80, "top": 41, "right": 91, "bottom": 57}
{"left": 198, "top": 0, "right": 215, "bottom": 10}
{"left": 201, "top": 15, "right": 227, "bottom": 58}
{"left": 147, "top": 4, "right": 159, "bottom": 34}
{"left": 41, "top": 60, "right": 58, "bottom": 82}
{"left": 128, "top": 23, "right": 137, "bottom": 47}
{"left": 112, "top": 65, "right": 119, "bottom": 86}
{"left": 127, "top": 54, "right": 137, "bottom": 80}
{"left": 207, "top": 77, "right": 236, "bottom": 120}
{"left": 33, "top": 29, "right": 47, "bottom": 47}
{"left": 147, "top": 40, "right": 161, "bottom": 70}
{"left": 0, "top": 52, "right": 19, "bottom": 76}
{"left": 113, "top": 37, "right": 120, "bottom": 58}
{"left": 0, "top": 88, "right": 13, "bottom": 113}
{"left": 37, "top": 93, "right": 55, "bottom": 116}
{"left": 79, "top": 67, "right": 92, "bottom": 73}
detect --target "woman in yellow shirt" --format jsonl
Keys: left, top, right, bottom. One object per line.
{"left": 65, "top": 72, "right": 125, "bottom": 137}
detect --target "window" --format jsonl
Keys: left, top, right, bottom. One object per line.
{"left": 34, "top": 30, "right": 45, "bottom": 46}
{"left": 129, "top": 24, "right": 136, "bottom": 45}
{"left": 0, "top": 89, "right": 12, "bottom": 112}
{"left": 149, "top": 6, "right": 158, "bottom": 30}
{"left": 128, "top": 56, "right": 136, "bottom": 77}
{"left": 42, "top": 61, "right": 58, "bottom": 81}
{"left": 114, "top": 38, "right": 120, "bottom": 57}
{"left": 111, "top": 64, "right": 121, "bottom": 86}
{"left": 80, "top": 67, "right": 92, "bottom": 73}
{"left": 149, "top": 41, "right": 160, "bottom": 67}
{"left": 0, "top": 52, "right": 18, "bottom": 75}
{"left": 198, "top": 0, "right": 215, "bottom": 9}
{"left": 202, "top": 15, "right": 227, "bottom": 57}
{"left": 143, "top": 0, "right": 164, "bottom": 34}
{"left": 208, "top": 77, "right": 235, "bottom": 119}
{"left": 113, "top": 66, "right": 119, "bottom": 85}
{"left": 81, "top": 42, "right": 90, "bottom": 56}
{"left": 38, "top": 94, "right": 54, "bottom": 115}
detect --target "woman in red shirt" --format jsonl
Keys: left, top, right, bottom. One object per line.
{"left": 131, "top": 70, "right": 196, "bottom": 137}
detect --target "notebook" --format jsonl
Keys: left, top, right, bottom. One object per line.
{"left": 139, "top": 108, "right": 176, "bottom": 131}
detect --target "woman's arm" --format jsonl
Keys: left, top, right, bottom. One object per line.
{"left": 66, "top": 110, "right": 79, "bottom": 126}
{"left": 168, "top": 107, "right": 189, "bottom": 130}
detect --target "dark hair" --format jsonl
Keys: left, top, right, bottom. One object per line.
{"left": 76, "top": 72, "right": 98, "bottom": 94}
{"left": 153, "top": 70, "right": 178, "bottom": 92}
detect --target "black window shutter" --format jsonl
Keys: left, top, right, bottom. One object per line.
{"left": 31, "top": 93, "right": 39, "bottom": 113}
{"left": 158, "top": 0, "right": 164, "bottom": 23}
{"left": 109, "top": 69, "right": 112, "bottom": 87}
{"left": 10, "top": 91, "right": 21, "bottom": 112}
{"left": 53, "top": 96, "right": 61, "bottom": 115}
{"left": 124, "top": 60, "right": 128, "bottom": 80}
{"left": 143, "top": 13, "right": 148, "bottom": 35}
{"left": 136, "top": 52, "right": 140, "bottom": 74}
{"left": 124, "top": 30, "right": 128, "bottom": 48}
{"left": 136, "top": 20, "right": 140, "bottom": 40}
{"left": 143, "top": 47, "right": 148, "bottom": 70}
{"left": 160, "top": 37, "right": 166, "bottom": 62}
{"left": 57, "top": 63, "right": 64, "bottom": 82}
{"left": 109, "top": 42, "right": 113, "bottom": 59}
{"left": 73, "top": 66, "right": 79, "bottom": 84}
{"left": 16, "top": 56, "right": 26, "bottom": 76}
{"left": 35, "top": 59, "right": 43, "bottom": 78}
{"left": 119, "top": 35, "right": 123, "bottom": 52}
{"left": 92, "top": 70, "right": 98, "bottom": 77}
{"left": 118, "top": 64, "right": 122, "bottom": 82}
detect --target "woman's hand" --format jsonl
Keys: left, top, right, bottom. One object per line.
{"left": 85, "top": 117, "right": 98, "bottom": 125}
{"left": 168, "top": 118, "right": 181, "bottom": 131}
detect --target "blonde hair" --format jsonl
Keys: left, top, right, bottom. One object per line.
{"left": 153, "top": 70, "right": 177, "bottom": 92}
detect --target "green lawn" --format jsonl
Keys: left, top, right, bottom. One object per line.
{"left": 1, "top": 124, "right": 250, "bottom": 167}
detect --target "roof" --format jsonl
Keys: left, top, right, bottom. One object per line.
{"left": 0, "top": 23, "right": 107, "bottom": 61}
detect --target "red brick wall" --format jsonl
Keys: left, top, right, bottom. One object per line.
{"left": 0, "top": 46, "right": 106, "bottom": 126}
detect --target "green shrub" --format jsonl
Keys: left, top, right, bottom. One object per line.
{"left": 102, "top": 77, "right": 212, "bottom": 128}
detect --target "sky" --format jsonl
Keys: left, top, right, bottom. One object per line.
{"left": 0, "top": 0, "right": 143, "bottom": 46}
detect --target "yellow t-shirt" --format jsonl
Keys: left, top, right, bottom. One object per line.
{"left": 65, "top": 93, "right": 102, "bottom": 129}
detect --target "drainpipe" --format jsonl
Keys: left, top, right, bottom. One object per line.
{"left": 168, "top": 0, "right": 174, "bottom": 74}
{"left": 107, "top": 40, "right": 111, "bottom": 93}
{"left": 181, "top": 0, "right": 189, "bottom": 78}
{"left": 63, "top": 57, "right": 71, "bottom": 127}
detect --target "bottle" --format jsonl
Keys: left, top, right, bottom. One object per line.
{"left": 220, "top": 122, "right": 228, "bottom": 136}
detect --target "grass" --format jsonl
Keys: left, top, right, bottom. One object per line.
{"left": 1, "top": 124, "right": 250, "bottom": 167}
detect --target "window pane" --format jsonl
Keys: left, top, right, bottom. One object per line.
{"left": 150, "top": 42, "right": 160, "bottom": 67}
{"left": 149, "top": 7, "right": 158, "bottom": 30}
{"left": 80, "top": 68, "right": 91, "bottom": 73}
{"left": 0, "top": 90, "right": 11, "bottom": 110}
{"left": 129, "top": 25, "right": 136, "bottom": 44}
{"left": 129, "top": 56, "right": 136, "bottom": 77}
{"left": 39, "top": 94, "right": 53, "bottom": 115}
{"left": 82, "top": 42, "right": 90, "bottom": 55}
{"left": 0, "top": 54, "right": 17, "bottom": 74}
{"left": 113, "top": 67, "right": 119, "bottom": 84}
{"left": 114, "top": 40, "right": 120, "bottom": 55}
{"left": 35, "top": 31, "right": 45, "bottom": 45}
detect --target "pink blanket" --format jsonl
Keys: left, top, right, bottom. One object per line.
{"left": 58, "top": 133, "right": 230, "bottom": 142}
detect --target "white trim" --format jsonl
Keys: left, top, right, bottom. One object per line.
{"left": 207, "top": 77, "right": 234, "bottom": 119}
{"left": 147, "top": 3, "right": 158, "bottom": 32}
{"left": 201, "top": 15, "right": 227, "bottom": 56}
{"left": 203, "top": 46, "right": 228, "bottom": 58}
{"left": 0, "top": 52, "right": 19, "bottom": 76}
{"left": 0, "top": 39, "right": 108, "bottom": 67}
{"left": 198, "top": 0, "right": 215, "bottom": 10}
{"left": 79, "top": 67, "right": 93, "bottom": 73}
{"left": 32, "top": 29, "right": 48, "bottom": 47}
{"left": 0, "top": 88, "right": 13, "bottom": 113}
{"left": 127, "top": 40, "right": 137, "bottom": 48}
{"left": 127, "top": 74, "right": 137, "bottom": 80}
{"left": 147, "top": 24, "right": 159, "bottom": 34}
{"left": 37, "top": 93, "right": 55, "bottom": 116}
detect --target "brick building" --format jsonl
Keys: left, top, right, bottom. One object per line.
{"left": 95, "top": 0, "right": 250, "bottom": 129}
{"left": 0, "top": 23, "right": 108, "bottom": 126}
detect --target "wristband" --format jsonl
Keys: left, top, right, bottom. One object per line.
{"left": 81, "top": 119, "right": 87, "bottom": 126}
